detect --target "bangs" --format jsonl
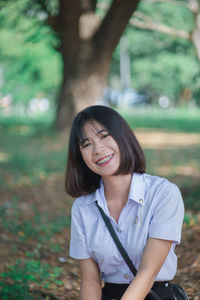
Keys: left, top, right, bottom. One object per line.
{"left": 77, "top": 119, "right": 107, "bottom": 146}
{"left": 78, "top": 126, "right": 87, "bottom": 147}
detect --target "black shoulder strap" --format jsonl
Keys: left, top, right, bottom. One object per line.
{"left": 95, "top": 201, "right": 137, "bottom": 276}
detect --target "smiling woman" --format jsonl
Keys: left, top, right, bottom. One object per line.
{"left": 66, "top": 105, "right": 145, "bottom": 197}
{"left": 65, "top": 105, "right": 188, "bottom": 300}
{"left": 79, "top": 121, "right": 121, "bottom": 178}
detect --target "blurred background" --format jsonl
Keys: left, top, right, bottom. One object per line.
{"left": 0, "top": 0, "right": 200, "bottom": 299}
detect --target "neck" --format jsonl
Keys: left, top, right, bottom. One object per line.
{"left": 102, "top": 173, "right": 132, "bottom": 204}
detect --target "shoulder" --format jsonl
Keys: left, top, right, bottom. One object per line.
{"left": 143, "top": 173, "right": 180, "bottom": 194}
{"left": 143, "top": 173, "right": 183, "bottom": 207}
{"left": 70, "top": 189, "right": 101, "bottom": 231}
{"left": 71, "top": 190, "right": 97, "bottom": 213}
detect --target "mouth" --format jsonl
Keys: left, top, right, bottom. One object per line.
{"left": 95, "top": 154, "right": 114, "bottom": 166}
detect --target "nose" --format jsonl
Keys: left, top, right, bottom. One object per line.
{"left": 93, "top": 141, "right": 104, "bottom": 155}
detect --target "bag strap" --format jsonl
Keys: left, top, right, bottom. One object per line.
{"left": 95, "top": 201, "right": 137, "bottom": 276}
{"left": 95, "top": 202, "right": 164, "bottom": 300}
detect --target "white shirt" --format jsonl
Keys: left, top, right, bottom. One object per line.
{"left": 70, "top": 173, "right": 184, "bottom": 283}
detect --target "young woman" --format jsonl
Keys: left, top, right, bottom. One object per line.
{"left": 66, "top": 105, "right": 184, "bottom": 300}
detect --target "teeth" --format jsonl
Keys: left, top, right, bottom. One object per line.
{"left": 96, "top": 154, "right": 113, "bottom": 165}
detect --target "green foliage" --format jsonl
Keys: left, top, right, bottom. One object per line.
{"left": 183, "top": 213, "right": 198, "bottom": 227}
{"left": 110, "top": 1, "right": 200, "bottom": 104}
{"left": 0, "top": 282, "right": 33, "bottom": 300}
{"left": 0, "top": 259, "right": 63, "bottom": 299}
{"left": 138, "top": 1, "right": 193, "bottom": 31}
{"left": 0, "top": 0, "right": 61, "bottom": 104}
{"left": 184, "top": 188, "right": 200, "bottom": 211}
{"left": 0, "top": 0, "right": 199, "bottom": 107}
{"left": 132, "top": 53, "right": 199, "bottom": 101}
{"left": 96, "top": 0, "right": 112, "bottom": 18}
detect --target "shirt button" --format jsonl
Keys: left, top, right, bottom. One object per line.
{"left": 117, "top": 228, "right": 122, "bottom": 233}
{"left": 123, "top": 274, "right": 129, "bottom": 279}
{"left": 139, "top": 198, "right": 143, "bottom": 204}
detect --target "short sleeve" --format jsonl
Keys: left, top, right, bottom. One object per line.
{"left": 149, "top": 183, "right": 184, "bottom": 244}
{"left": 69, "top": 200, "right": 91, "bottom": 259}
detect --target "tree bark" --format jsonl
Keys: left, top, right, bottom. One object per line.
{"left": 55, "top": 56, "right": 110, "bottom": 130}
{"left": 189, "top": 0, "right": 200, "bottom": 61}
{"left": 53, "top": 0, "right": 141, "bottom": 130}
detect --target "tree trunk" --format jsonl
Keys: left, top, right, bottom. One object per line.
{"left": 52, "top": 0, "right": 141, "bottom": 130}
{"left": 190, "top": 0, "right": 200, "bottom": 61}
{"left": 55, "top": 56, "right": 110, "bottom": 130}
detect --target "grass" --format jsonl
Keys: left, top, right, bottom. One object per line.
{"left": 0, "top": 123, "right": 67, "bottom": 188}
{"left": 0, "top": 106, "right": 199, "bottom": 298}
{"left": 120, "top": 106, "right": 200, "bottom": 132}
{"left": 1, "top": 105, "right": 200, "bottom": 133}
{"left": 0, "top": 106, "right": 200, "bottom": 208}
{"left": 0, "top": 198, "right": 71, "bottom": 242}
{"left": 0, "top": 259, "right": 64, "bottom": 300}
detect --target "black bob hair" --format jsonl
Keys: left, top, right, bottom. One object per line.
{"left": 65, "top": 105, "right": 146, "bottom": 197}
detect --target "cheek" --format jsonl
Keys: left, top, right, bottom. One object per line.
{"left": 81, "top": 150, "right": 91, "bottom": 165}
{"left": 111, "top": 141, "right": 120, "bottom": 154}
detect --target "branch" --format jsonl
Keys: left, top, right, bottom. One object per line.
{"left": 81, "top": 0, "right": 98, "bottom": 13}
{"left": 134, "top": 11, "right": 156, "bottom": 22}
{"left": 130, "top": 16, "right": 190, "bottom": 40}
{"left": 54, "top": 0, "right": 81, "bottom": 61}
{"left": 93, "top": 0, "right": 140, "bottom": 60}
{"left": 143, "top": 0, "right": 189, "bottom": 7}
{"left": 132, "top": 1, "right": 200, "bottom": 61}
{"left": 96, "top": 2, "right": 109, "bottom": 10}
{"left": 143, "top": 0, "right": 200, "bottom": 12}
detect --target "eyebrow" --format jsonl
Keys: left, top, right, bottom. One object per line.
{"left": 79, "top": 129, "right": 107, "bottom": 146}
{"left": 80, "top": 137, "right": 89, "bottom": 146}
{"left": 97, "top": 129, "right": 107, "bottom": 135}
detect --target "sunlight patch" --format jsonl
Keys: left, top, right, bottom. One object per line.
{"left": 0, "top": 152, "right": 10, "bottom": 162}
{"left": 135, "top": 130, "right": 200, "bottom": 149}
{"left": 156, "top": 165, "right": 200, "bottom": 178}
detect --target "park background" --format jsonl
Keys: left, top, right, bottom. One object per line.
{"left": 0, "top": 0, "right": 200, "bottom": 299}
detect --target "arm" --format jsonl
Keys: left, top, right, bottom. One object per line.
{"left": 121, "top": 238, "right": 173, "bottom": 300}
{"left": 79, "top": 257, "right": 102, "bottom": 300}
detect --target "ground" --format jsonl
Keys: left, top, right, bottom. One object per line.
{"left": 0, "top": 127, "right": 200, "bottom": 299}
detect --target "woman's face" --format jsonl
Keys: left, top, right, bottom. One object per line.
{"left": 79, "top": 121, "right": 120, "bottom": 179}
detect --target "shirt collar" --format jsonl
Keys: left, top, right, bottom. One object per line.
{"left": 128, "top": 173, "right": 145, "bottom": 206}
{"left": 80, "top": 185, "right": 102, "bottom": 206}
{"left": 81, "top": 173, "right": 145, "bottom": 206}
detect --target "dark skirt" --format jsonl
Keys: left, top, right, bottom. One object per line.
{"left": 102, "top": 281, "right": 174, "bottom": 300}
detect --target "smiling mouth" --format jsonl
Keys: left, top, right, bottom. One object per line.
{"left": 96, "top": 154, "right": 114, "bottom": 165}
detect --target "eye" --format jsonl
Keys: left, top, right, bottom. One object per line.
{"left": 81, "top": 142, "right": 92, "bottom": 149}
{"left": 101, "top": 133, "right": 110, "bottom": 139}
